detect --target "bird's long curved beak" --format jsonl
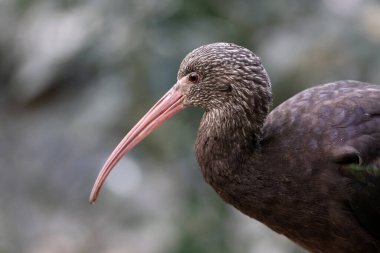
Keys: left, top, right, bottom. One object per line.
{"left": 89, "top": 82, "right": 186, "bottom": 203}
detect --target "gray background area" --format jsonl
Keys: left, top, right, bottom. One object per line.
{"left": 1, "top": 0, "right": 380, "bottom": 252}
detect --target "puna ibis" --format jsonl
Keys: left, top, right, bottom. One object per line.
{"left": 89, "top": 43, "right": 380, "bottom": 253}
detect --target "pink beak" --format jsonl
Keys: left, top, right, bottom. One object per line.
{"left": 89, "top": 82, "right": 186, "bottom": 203}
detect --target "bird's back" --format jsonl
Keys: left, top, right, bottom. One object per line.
{"left": 261, "top": 80, "right": 380, "bottom": 252}
{"left": 263, "top": 81, "right": 380, "bottom": 169}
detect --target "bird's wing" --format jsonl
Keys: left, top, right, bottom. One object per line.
{"left": 325, "top": 81, "right": 380, "bottom": 241}
{"left": 265, "top": 80, "right": 380, "bottom": 240}
{"left": 340, "top": 163, "right": 380, "bottom": 240}
{"left": 333, "top": 131, "right": 380, "bottom": 241}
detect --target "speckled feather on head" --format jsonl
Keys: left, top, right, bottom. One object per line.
{"left": 90, "top": 43, "right": 380, "bottom": 253}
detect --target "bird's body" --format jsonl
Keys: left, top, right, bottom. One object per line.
{"left": 90, "top": 43, "right": 380, "bottom": 253}
{"left": 196, "top": 80, "right": 380, "bottom": 252}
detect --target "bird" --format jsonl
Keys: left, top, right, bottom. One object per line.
{"left": 89, "top": 42, "right": 380, "bottom": 253}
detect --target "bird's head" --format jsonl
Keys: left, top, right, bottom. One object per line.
{"left": 177, "top": 42, "right": 271, "bottom": 110}
{"left": 89, "top": 42, "right": 271, "bottom": 203}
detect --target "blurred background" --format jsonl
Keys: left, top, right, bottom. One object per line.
{"left": 1, "top": 0, "right": 380, "bottom": 252}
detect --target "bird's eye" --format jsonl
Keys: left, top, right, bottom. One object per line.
{"left": 188, "top": 72, "right": 200, "bottom": 83}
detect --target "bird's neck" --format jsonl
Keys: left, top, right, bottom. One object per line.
{"left": 195, "top": 103, "right": 266, "bottom": 193}
{"left": 195, "top": 105, "right": 290, "bottom": 234}
{"left": 194, "top": 83, "right": 276, "bottom": 220}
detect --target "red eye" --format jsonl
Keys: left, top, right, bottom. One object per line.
{"left": 188, "top": 72, "right": 200, "bottom": 83}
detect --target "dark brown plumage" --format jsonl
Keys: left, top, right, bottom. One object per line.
{"left": 90, "top": 43, "right": 380, "bottom": 253}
